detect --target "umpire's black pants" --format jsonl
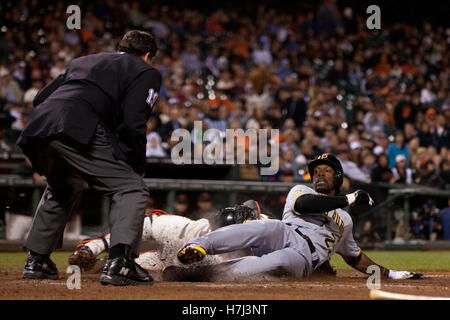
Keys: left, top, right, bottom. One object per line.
{"left": 25, "top": 124, "right": 148, "bottom": 257}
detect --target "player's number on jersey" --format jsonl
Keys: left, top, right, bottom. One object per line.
{"left": 324, "top": 232, "right": 337, "bottom": 252}
{"left": 146, "top": 88, "right": 159, "bottom": 109}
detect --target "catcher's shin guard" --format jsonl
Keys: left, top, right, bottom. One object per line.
{"left": 68, "top": 244, "right": 96, "bottom": 270}
{"left": 177, "top": 244, "right": 206, "bottom": 264}
{"left": 69, "top": 234, "right": 109, "bottom": 272}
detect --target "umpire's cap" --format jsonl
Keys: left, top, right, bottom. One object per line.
{"left": 118, "top": 30, "right": 158, "bottom": 58}
{"left": 308, "top": 154, "right": 344, "bottom": 193}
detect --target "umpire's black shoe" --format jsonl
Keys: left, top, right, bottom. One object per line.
{"left": 100, "top": 257, "right": 154, "bottom": 286}
{"left": 23, "top": 252, "right": 59, "bottom": 280}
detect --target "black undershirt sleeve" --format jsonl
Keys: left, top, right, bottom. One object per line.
{"left": 294, "top": 194, "right": 349, "bottom": 214}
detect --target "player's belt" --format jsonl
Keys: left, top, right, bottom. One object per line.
{"left": 286, "top": 223, "right": 319, "bottom": 269}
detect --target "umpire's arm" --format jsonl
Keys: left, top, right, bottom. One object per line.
{"left": 33, "top": 73, "right": 66, "bottom": 107}
{"left": 117, "top": 69, "right": 161, "bottom": 175}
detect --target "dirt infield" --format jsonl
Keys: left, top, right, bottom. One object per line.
{"left": 1, "top": 270, "right": 449, "bottom": 300}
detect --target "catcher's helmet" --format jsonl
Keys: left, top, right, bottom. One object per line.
{"left": 308, "top": 154, "right": 344, "bottom": 193}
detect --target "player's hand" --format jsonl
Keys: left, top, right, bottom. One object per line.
{"left": 388, "top": 270, "right": 424, "bottom": 280}
{"left": 346, "top": 189, "right": 374, "bottom": 207}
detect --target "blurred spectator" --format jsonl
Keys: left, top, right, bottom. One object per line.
{"left": 180, "top": 42, "right": 202, "bottom": 74}
{"left": 393, "top": 94, "right": 416, "bottom": 130}
{"left": 281, "top": 129, "right": 300, "bottom": 154}
{"left": 0, "top": 66, "right": 23, "bottom": 111}
{"left": 280, "top": 90, "right": 307, "bottom": 127}
{"left": 412, "top": 200, "right": 443, "bottom": 240}
{"left": 191, "top": 192, "right": 216, "bottom": 220}
{"left": 418, "top": 121, "right": 434, "bottom": 148}
{"left": 159, "top": 102, "right": 182, "bottom": 142}
{"left": 50, "top": 55, "right": 66, "bottom": 79}
{"left": 251, "top": 42, "right": 273, "bottom": 66}
{"left": 12, "top": 61, "right": 28, "bottom": 91}
{"left": 205, "top": 47, "right": 221, "bottom": 77}
{"left": 146, "top": 116, "right": 166, "bottom": 158}
{"left": 415, "top": 160, "right": 446, "bottom": 189}
{"left": 420, "top": 82, "right": 437, "bottom": 104}
{"left": 173, "top": 193, "right": 190, "bottom": 216}
{"left": 23, "top": 78, "right": 44, "bottom": 111}
{"left": 204, "top": 103, "right": 227, "bottom": 133}
{"left": 363, "top": 110, "right": 383, "bottom": 137}
{"left": 438, "top": 198, "right": 450, "bottom": 240}
{"left": 440, "top": 159, "right": 450, "bottom": 187}
{"left": 391, "top": 154, "right": 413, "bottom": 184}
{"left": 316, "top": 0, "right": 343, "bottom": 35}
{"left": 337, "top": 148, "right": 369, "bottom": 183}
{"left": 370, "top": 154, "right": 393, "bottom": 183}
{"left": 360, "top": 149, "right": 376, "bottom": 181}
{"left": 292, "top": 153, "right": 308, "bottom": 182}
{"left": 279, "top": 168, "right": 295, "bottom": 183}
{"left": 280, "top": 148, "right": 295, "bottom": 172}
{"left": 387, "top": 131, "right": 409, "bottom": 169}
{"left": 432, "top": 114, "right": 450, "bottom": 153}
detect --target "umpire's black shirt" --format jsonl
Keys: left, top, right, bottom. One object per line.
{"left": 17, "top": 52, "right": 162, "bottom": 175}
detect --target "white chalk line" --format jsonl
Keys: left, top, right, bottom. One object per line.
{"left": 165, "top": 282, "right": 449, "bottom": 290}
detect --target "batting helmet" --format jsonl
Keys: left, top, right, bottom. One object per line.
{"left": 308, "top": 154, "right": 344, "bottom": 193}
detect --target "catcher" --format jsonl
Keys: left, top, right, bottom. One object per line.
{"left": 68, "top": 200, "right": 271, "bottom": 272}
{"left": 166, "top": 154, "right": 424, "bottom": 281}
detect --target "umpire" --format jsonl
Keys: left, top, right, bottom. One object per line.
{"left": 17, "top": 30, "right": 161, "bottom": 286}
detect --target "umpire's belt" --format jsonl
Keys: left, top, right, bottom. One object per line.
{"left": 286, "top": 223, "right": 319, "bottom": 269}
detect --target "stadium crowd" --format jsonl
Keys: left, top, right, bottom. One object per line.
{"left": 0, "top": 0, "right": 449, "bottom": 240}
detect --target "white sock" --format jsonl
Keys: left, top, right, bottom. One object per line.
{"left": 142, "top": 216, "right": 153, "bottom": 241}
{"left": 84, "top": 233, "right": 110, "bottom": 257}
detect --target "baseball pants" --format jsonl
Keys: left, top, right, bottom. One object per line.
{"left": 25, "top": 124, "right": 148, "bottom": 257}
{"left": 187, "top": 219, "right": 314, "bottom": 279}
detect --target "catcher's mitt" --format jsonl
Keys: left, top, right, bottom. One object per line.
{"left": 213, "top": 203, "right": 258, "bottom": 228}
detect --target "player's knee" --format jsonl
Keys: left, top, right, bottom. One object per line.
{"left": 272, "top": 258, "right": 291, "bottom": 270}
{"left": 267, "top": 259, "right": 294, "bottom": 276}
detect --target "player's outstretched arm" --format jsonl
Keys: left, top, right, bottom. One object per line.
{"left": 343, "top": 251, "right": 423, "bottom": 280}
{"left": 294, "top": 189, "right": 374, "bottom": 214}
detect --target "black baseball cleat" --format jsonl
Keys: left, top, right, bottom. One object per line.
{"left": 23, "top": 252, "right": 59, "bottom": 280}
{"left": 100, "top": 257, "right": 154, "bottom": 286}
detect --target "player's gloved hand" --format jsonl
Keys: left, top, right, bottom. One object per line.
{"left": 345, "top": 189, "right": 374, "bottom": 207}
{"left": 388, "top": 270, "right": 424, "bottom": 280}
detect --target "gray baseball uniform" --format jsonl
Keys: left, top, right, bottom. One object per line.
{"left": 282, "top": 184, "right": 361, "bottom": 267}
{"left": 186, "top": 184, "right": 361, "bottom": 280}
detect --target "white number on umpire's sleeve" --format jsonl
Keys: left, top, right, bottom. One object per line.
{"left": 146, "top": 88, "right": 159, "bottom": 109}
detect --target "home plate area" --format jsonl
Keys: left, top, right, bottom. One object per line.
{"left": 1, "top": 271, "right": 449, "bottom": 300}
